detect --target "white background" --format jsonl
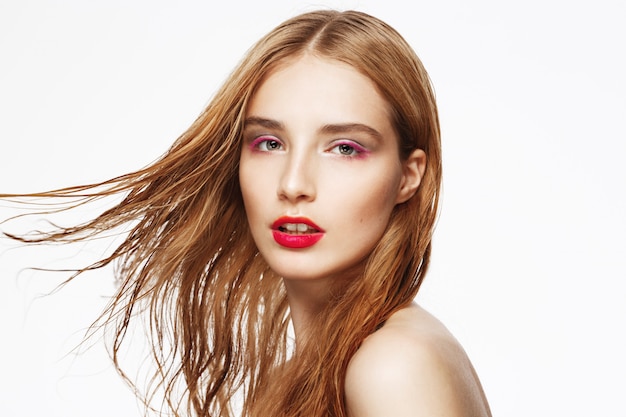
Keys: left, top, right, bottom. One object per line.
{"left": 1, "top": 0, "right": 625, "bottom": 416}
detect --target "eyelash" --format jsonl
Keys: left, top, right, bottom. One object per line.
{"left": 249, "top": 136, "right": 284, "bottom": 152}
{"left": 329, "top": 141, "right": 369, "bottom": 158}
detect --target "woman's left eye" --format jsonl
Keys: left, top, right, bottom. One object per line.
{"left": 329, "top": 141, "right": 367, "bottom": 157}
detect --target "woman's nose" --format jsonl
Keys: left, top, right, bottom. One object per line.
{"left": 277, "top": 151, "right": 316, "bottom": 203}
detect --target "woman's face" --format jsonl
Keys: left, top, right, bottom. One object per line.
{"left": 239, "top": 55, "right": 422, "bottom": 284}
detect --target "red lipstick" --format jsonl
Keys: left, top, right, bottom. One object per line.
{"left": 271, "top": 216, "right": 325, "bottom": 249}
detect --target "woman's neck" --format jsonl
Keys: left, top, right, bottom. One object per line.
{"left": 283, "top": 277, "right": 331, "bottom": 342}
{"left": 282, "top": 262, "right": 364, "bottom": 344}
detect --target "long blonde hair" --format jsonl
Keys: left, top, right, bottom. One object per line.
{"left": 1, "top": 10, "right": 441, "bottom": 417}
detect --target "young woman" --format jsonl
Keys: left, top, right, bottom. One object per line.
{"left": 2, "top": 9, "right": 491, "bottom": 417}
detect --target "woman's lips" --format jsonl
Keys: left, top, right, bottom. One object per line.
{"left": 271, "top": 216, "right": 325, "bottom": 249}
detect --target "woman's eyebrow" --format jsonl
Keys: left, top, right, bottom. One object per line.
{"left": 244, "top": 118, "right": 384, "bottom": 142}
{"left": 319, "top": 123, "right": 383, "bottom": 141}
{"left": 243, "top": 116, "right": 285, "bottom": 131}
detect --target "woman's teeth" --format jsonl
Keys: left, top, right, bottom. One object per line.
{"left": 281, "top": 223, "right": 315, "bottom": 233}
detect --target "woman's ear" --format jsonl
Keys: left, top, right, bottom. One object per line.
{"left": 396, "top": 149, "right": 426, "bottom": 204}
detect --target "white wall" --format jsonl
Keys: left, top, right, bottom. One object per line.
{"left": 1, "top": 1, "right": 624, "bottom": 416}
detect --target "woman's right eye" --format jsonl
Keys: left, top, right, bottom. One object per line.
{"left": 250, "top": 136, "right": 283, "bottom": 152}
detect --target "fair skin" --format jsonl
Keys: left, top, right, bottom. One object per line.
{"left": 239, "top": 54, "right": 491, "bottom": 416}
{"left": 345, "top": 304, "right": 492, "bottom": 417}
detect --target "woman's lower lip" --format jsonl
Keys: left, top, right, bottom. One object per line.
{"left": 272, "top": 230, "right": 324, "bottom": 248}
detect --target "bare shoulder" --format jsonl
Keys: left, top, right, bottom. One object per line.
{"left": 345, "top": 303, "right": 491, "bottom": 417}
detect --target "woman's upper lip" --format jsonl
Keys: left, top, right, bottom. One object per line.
{"left": 271, "top": 216, "right": 325, "bottom": 232}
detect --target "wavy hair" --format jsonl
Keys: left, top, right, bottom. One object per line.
{"left": 1, "top": 10, "right": 441, "bottom": 417}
